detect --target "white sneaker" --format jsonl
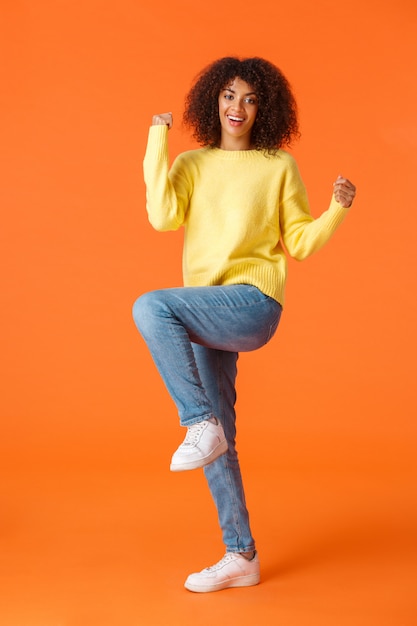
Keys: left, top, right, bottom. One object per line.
{"left": 170, "top": 419, "right": 227, "bottom": 472}
{"left": 184, "top": 552, "right": 260, "bottom": 593}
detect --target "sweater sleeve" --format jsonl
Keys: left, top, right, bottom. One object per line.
{"left": 280, "top": 158, "right": 350, "bottom": 261}
{"left": 142, "top": 125, "right": 190, "bottom": 231}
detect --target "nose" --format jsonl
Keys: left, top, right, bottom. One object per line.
{"left": 232, "top": 98, "right": 244, "bottom": 112}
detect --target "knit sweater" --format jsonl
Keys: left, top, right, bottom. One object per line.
{"left": 143, "top": 125, "right": 349, "bottom": 306}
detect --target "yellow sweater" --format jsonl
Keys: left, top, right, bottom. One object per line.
{"left": 143, "top": 125, "right": 349, "bottom": 306}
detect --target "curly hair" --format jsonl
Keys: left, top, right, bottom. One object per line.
{"left": 183, "top": 57, "right": 299, "bottom": 151}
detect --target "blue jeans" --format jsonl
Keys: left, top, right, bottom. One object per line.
{"left": 132, "top": 285, "right": 282, "bottom": 553}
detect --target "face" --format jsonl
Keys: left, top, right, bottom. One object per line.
{"left": 218, "top": 77, "right": 259, "bottom": 150}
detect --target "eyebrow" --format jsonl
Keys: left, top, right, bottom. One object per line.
{"left": 224, "top": 87, "right": 257, "bottom": 96}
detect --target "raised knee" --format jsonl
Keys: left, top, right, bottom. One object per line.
{"left": 132, "top": 290, "right": 166, "bottom": 334}
{"left": 132, "top": 292, "right": 151, "bottom": 330}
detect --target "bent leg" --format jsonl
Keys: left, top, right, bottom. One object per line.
{"left": 132, "top": 285, "right": 281, "bottom": 427}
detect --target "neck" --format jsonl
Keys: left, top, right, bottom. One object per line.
{"left": 219, "top": 135, "right": 253, "bottom": 151}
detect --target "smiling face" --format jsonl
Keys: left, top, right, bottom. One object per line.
{"left": 218, "top": 77, "right": 259, "bottom": 150}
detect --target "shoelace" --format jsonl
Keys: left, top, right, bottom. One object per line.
{"left": 205, "top": 553, "right": 236, "bottom": 572}
{"left": 182, "top": 421, "right": 207, "bottom": 446}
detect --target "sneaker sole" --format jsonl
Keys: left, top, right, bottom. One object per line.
{"left": 170, "top": 438, "right": 228, "bottom": 472}
{"left": 184, "top": 573, "right": 260, "bottom": 593}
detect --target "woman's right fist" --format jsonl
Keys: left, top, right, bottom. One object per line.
{"left": 152, "top": 112, "right": 173, "bottom": 129}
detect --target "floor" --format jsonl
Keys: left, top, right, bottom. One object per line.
{"left": 1, "top": 437, "right": 415, "bottom": 626}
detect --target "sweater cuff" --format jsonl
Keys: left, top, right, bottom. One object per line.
{"left": 144, "top": 124, "right": 169, "bottom": 162}
{"left": 327, "top": 195, "right": 350, "bottom": 229}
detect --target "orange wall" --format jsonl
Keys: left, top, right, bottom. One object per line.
{"left": 1, "top": 0, "right": 416, "bottom": 472}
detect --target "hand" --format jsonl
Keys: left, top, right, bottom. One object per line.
{"left": 152, "top": 112, "right": 173, "bottom": 129}
{"left": 333, "top": 175, "right": 356, "bottom": 208}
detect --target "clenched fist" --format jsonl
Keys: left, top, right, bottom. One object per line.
{"left": 333, "top": 175, "right": 356, "bottom": 208}
{"left": 152, "top": 112, "right": 173, "bottom": 129}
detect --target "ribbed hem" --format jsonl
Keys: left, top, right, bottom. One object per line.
{"left": 184, "top": 262, "right": 287, "bottom": 306}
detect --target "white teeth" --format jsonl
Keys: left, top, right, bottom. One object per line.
{"left": 228, "top": 115, "right": 244, "bottom": 122}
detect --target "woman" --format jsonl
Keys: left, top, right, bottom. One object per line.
{"left": 132, "top": 56, "right": 356, "bottom": 593}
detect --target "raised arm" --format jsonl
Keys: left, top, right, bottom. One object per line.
{"left": 143, "top": 113, "right": 189, "bottom": 231}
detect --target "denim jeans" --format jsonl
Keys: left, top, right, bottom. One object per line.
{"left": 132, "top": 285, "right": 282, "bottom": 553}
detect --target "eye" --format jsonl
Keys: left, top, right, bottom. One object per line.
{"left": 224, "top": 93, "right": 233, "bottom": 100}
{"left": 244, "top": 97, "right": 257, "bottom": 105}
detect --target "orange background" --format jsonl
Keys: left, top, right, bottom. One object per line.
{"left": 1, "top": 1, "right": 416, "bottom": 624}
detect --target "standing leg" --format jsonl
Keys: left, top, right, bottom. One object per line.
{"left": 192, "top": 344, "right": 255, "bottom": 554}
